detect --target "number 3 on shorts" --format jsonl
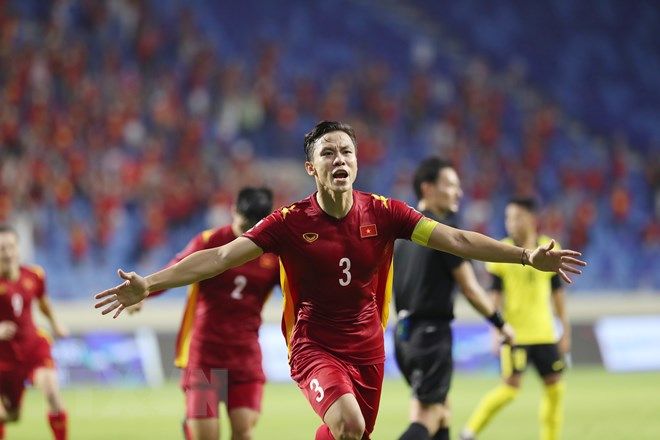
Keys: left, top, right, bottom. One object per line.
{"left": 310, "top": 378, "right": 325, "bottom": 402}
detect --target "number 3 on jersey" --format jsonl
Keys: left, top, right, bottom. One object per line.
{"left": 309, "top": 378, "right": 324, "bottom": 402}
{"left": 339, "top": 257, "right": 352, "bottom": 286}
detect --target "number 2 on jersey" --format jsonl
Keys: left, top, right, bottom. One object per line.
{"left": 339, "top": 257, "right": 352, "bottom": 286}
{"left": 230, "top": 275, "right": 247, "bottom": 300}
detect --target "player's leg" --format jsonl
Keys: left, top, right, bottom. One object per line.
{"left": 396, "top": 321, "right": 453, "bottom": 440}
{"left": 533, "top": 344, "right": 565, "bottom": 440}
{"left": 0, "top": 369, "right": 25, "bottom": 424}
{"left": 29, "top": 332, "right": 67, "bottom": 440}
{"left": 186, "top": 418, "right": 219, "bottom": 440}
{"left": 227, "top": 408, "right": 259, "bottom": 440}
{"left": 460, "top": 345, "right": 527, "bottom": 440}
{"left": 0, "top": 372, "right": 23, "bottom": 440}
{"left": 32, "top": 366, "right": 68, "bottom": 440}
{"left": 182, "top": 366, "right": 223, "bottom": 440}
{"left": 291, "top": 348, "right": 368, "bottom": 440}
{"left": 394, "top": 321, "right": 430, "bottom": 440}
{"left": 226, "top": 381, "right": 263, "bottom": 440}
{"left": 322, "top": 393, "right": 366, "bottom": 439}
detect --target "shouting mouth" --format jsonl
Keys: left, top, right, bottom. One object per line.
{"left": 332, "top": 169, "right": 349, "bottom": 183}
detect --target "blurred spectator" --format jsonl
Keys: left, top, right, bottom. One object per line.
{"left": 0, "top": 0, "right": 656, "bottom": 295}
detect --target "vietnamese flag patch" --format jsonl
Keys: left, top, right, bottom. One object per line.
{"left": 360, "top": 224, "right": 378, "bottom": 238}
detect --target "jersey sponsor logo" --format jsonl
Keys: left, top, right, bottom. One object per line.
{"left": 360, "top": 224, "right": 378, "bottom": 238}
{"left": 0, "top": 285, "right": 5, "bottom": 294}
{"left": 281, "top": 204, "right": 297, "bottom": 219}
{"left": 371, "top": 194, "right": 389, "bottom": 208}
{"left": 302, "top": 232, "right": 319, "bottom": 243}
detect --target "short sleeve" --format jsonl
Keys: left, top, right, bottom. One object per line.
{"left": 30, "top": 266, "right": 47, "bottom": 299}
{"left": 387, "top": 198, "right": 424, "bottom": 240}
{"left": 169, "top": 231, "right": 209, "bottom": 265}
{"left": 242, "top": 211, "right": 283, "bottom": 254}
{"left": 490, "top": 274, "right": 503, "bottom": 291}
{"left": 445, "top": 254, "right": 465, "bottom": 272}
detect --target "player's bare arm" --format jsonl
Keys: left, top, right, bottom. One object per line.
{"left": 453, "top": 262, "right": 515, "bottom": 345}
{"left": 424, "top": 221, "right": 586, "bottom": 283}
{"left": 94, "top": 237, "right": 263, "bottom": 318}
{"left": 453, "top": 262, "right": 496, "bottom": 317}
{"left": 37, "top": 297, "right": 69, "bottom": 338}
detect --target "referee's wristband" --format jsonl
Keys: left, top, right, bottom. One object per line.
{"left": 487, "top": 310, "right": 506, "bottom": 329}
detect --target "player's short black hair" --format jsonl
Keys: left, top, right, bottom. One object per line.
{"left": 236, "top": 187, "right": 274, "bottom": 224}
{"left": 0, "top": 225, "right": 17, "bottom": 236}
{"left": 507, "top": 196, "right": 538, "bottom": 213}
{"left": 304, "top": 120, "right": 358, "bottom": 161}
{"left": 412, "top": 157, "right": 454, "bottom": 201}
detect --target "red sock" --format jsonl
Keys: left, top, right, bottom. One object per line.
{"left": 316, "top": 424, "right": 335, "bottom": 440}
{"left": 0, "top": 422, "right": 5, "bottom": 439}
{"left": 48, "top": 411, "right": 67, "bottom": 440}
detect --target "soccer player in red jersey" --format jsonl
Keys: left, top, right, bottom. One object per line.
{"left": 0, "top": 226, "right": 68, "bottom": 440}
{"left": 130, "top": 187, "right": 279, "bottom": 440}
{"left": 95, "top": 120, "right": 586, "bottom": 440}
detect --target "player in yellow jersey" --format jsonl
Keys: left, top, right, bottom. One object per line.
{"left": 460, "top": 198, "right": 570, "bottom": 440}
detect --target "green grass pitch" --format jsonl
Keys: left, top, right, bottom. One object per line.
{"left": 8, "top": 367, "right": 660, "bottom": 439}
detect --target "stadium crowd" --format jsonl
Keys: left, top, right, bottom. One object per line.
{"left": 0, "top": 0, "right": 657, "bottom": 296}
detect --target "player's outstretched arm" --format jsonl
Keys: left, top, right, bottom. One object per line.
{"left": 426, "top": 223, "right": 586, "bottom": 283}
{"left": 37, "top": 297, "right": 69, "bottom": 338}
{"left": 453, "top": 262, "right": 515, "bottom": 345}
{"left": 94, "top": 237, "right": 263, "bottom": 318}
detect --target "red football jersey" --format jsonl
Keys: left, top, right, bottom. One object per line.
{"left": 244, "top": 190, "right": 424, "bottom": 365}
{"left": 0, "top": 266, "right": 46, "bottom": 369}
{"left": 154, "top": 225, "right": 280, "bottom": 369}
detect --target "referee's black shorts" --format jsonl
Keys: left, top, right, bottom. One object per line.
{"left": 394, "top": 318, "right": 452, "bottom": 405}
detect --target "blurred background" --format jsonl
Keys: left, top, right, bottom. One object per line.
{"left": 2, "top": 0, "right": 658, "bottom": 295}
{"left": 1, "top": 0, "right": 659, "bottom": 437}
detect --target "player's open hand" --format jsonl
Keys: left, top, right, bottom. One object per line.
{"left": 126, "top": 300, "right": 145, "bottom": 315}
{"left": 53, "top": 323, "right": 70, "bottom": 339}
{"left": 528, "top": 239, "right": 586, "bottom": 284}
{"left": 94, "top": 269, "right": 149, "bottom": 319}
{"left": 0, "top": 321, "right": 17, "bottom": 340}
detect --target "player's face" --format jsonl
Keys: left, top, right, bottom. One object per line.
{"left": 0, "top": 232, "right": 19, "bottom": 276}
{"left": 428, "top": 167, "right": 463, "bottom": 214}
{"left": 505, "top": 204, "right": 535, "bottom": 242}
{"left": 305, "top": 131, "right": 358, "bottom": 194}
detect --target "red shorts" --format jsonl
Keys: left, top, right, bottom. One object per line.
{"left": 290, "top": 345, "right": 384, "bottom": 435}
{"left": 180, "top": 365, "right": 264, "bottom": 419}
{"left": 25, "top": 332, "right": 56, "bottom": 383}
{"left": 0, "top": 368, "right": 28, "bottom": 413}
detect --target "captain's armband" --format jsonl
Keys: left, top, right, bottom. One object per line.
{"left": 411, "top": 217, "right": 438, "bottom": 246}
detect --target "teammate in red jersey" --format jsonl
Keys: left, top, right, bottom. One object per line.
{"left": 95, "top": 121, "right": 586, "bottom": 440}
{"left": 0, "top": 225, "right": 68, "bottom": 440}
{"left": 130, "top": 187, "right": 279, "bottom": 440}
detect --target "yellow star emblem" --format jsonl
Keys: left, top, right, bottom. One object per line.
{"left": 282, "top": 204, "right": 296, "bottom": 219}
{"left": 371, "top": 194, "right": 389, "bottom": 208}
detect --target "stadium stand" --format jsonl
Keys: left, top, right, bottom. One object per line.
{"left": 0, "top": 0, "right": 657, "bottom": 298}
